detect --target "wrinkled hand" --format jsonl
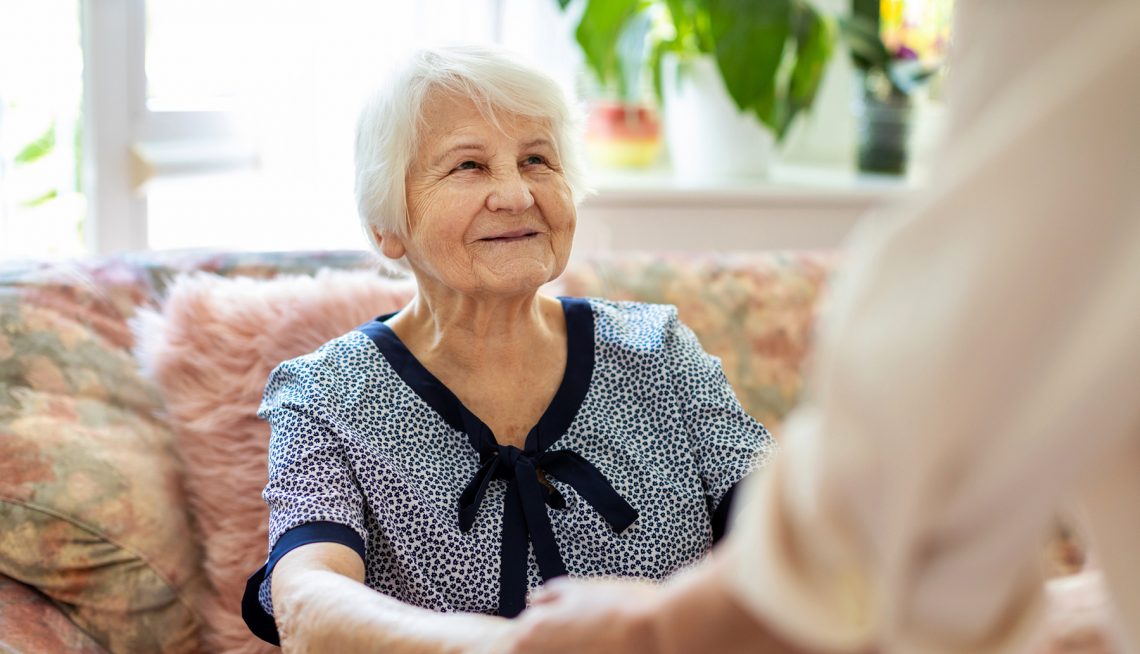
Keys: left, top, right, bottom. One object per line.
{"left": 503, "top": 577, "right": 665, "bottom": 654}
{"left": 1030, "top": 571, "right": 1127, "bottom": 654}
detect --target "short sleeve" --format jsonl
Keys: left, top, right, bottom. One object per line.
{"left": 258, "top": 358, "right": 368, "bottom": 548}
{"left": 664, "top": 314, "right": 777, "bottom": 536}
{"left": 244, "top": 357, "right": 368, "bottom": 632}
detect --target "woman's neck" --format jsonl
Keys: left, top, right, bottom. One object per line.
{"left": 387, "top": 283, "right": 565, "bottom": 373}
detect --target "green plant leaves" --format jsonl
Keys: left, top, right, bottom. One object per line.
{"left": 564, "top": 0, "right": 836, "bottom": 141}
{"left": 705, "top": 0, "right": 792, "bottom": 132}
{"left": 14, "top": 122, "right": 56, "bottom": 165}
{"left": 575, "top": 0, "right": 643, "bottom": 99}
{"left": 663, "top": 0, "right": 714, "bottom": 53}
{"left": 840, "top": 14, "right": 890, "bottom": 72}
{"left": 781, "top": 2, "right": 835, "bottom": 138}
{"left": 21, "top": 189, "right": 58, "bottom": 208}
{"left": 840, "top": 13, "right": 936, "bottom": 99}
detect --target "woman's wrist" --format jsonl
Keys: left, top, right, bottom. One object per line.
{"left": 648, "top": 556, "right": 818, "bottom": 654}
{"left": 451, "top": 613, "right": 516, "bottom": 654}
{"left": 280, "top": 566, "right": 508, "bottom": 654}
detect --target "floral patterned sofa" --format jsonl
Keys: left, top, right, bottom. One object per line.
{"left": 0, "top": 249, "right": 834, "bottom": 653}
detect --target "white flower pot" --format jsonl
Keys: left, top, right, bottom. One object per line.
{"left": 660, "top": 53, "right": 775, "bottom": 182}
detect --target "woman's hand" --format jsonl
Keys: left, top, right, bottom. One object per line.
{"left": 505, "top": 556, "right": 819, "bottom": 654}
{"left": 505, "top": 577, "right": 664, "bottom": 654}
{"left": 1030, "top": 571, "right": 1128, "bottom": 654}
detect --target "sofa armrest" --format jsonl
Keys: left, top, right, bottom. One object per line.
{"left": 0, "top": 574, "right": 108, "bottom": 654}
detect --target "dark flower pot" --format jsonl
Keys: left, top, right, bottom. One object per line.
{"left": 855, "top": 92, "right": 913, "bottom": 175}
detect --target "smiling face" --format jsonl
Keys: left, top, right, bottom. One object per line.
{"left": 378, "top": 90, "right": 577, "bottom": 299}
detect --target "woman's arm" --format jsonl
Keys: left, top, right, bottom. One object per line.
{"left": 272, "top": 542, "right": 512, "bottom": 654}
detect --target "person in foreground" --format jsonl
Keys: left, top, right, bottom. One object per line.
{"left": 239, "top": 45, "right": 774, "bottom": 651}
{"left": 506, "top": 1, "right": 1140, "bottom": 653}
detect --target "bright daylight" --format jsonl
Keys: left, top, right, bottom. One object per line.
{"left": 1, "top": 1, "right": 1136, "bottom": 653}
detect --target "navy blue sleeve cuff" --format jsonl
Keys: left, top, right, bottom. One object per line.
{"left": 241, "top": 521, "right": 366, "bottom": 646}
{"left": 710, "top": 480, "right": 742, "bottom": 544}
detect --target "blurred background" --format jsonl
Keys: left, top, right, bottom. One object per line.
{"left": 0, "top": 0, "right": 953, "bottom": 261}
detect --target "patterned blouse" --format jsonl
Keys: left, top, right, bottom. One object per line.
{"left": 242, "top": 297, "right": 774, "bottom": 645}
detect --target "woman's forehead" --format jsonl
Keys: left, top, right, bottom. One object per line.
{"left": 419, "top": 91, "right": 553, "bottom": 148}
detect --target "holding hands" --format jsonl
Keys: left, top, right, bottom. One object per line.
{"left": 505, "top": 577, "right": 665, "bottom": 654}
{"left": 483, "top": 566, "right": 1126, "bottom": 654}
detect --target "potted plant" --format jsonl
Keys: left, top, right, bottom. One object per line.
{"left": 841, "top": 0, "right": 950, "bottom": 174}
{"left": 559, "top": 0, "right": 836, "bottom": 180}
{"left": 564, "top": 2, "right": 664, "bottom": 169}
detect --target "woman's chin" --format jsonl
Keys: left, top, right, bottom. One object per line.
{"left": 473, "top": 259, "right": 563, "bottom": 296}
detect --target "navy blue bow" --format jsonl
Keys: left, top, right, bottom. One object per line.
{"left": 457, "top": 420, "right": 638, "bottom": 617}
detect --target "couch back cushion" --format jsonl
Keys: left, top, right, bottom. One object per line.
{"left": 133, "top": 269, "right": 415, "bottom": 654}
{"left": 558, "top": 252, "right": 836, "bottom": 435}
{"left": 0, "top": 251, "right": 381, "bottom": 653}
{"left": 0, "top": 263, "right": 205, "bottom": 653}
{"left": 0, "top": 574, "right": 109, "bottom": 653}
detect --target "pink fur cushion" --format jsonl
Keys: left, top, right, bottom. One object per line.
{"left": 133, "top": 269, "right": 415, "bottom": 654}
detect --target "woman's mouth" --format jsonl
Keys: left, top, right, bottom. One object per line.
{"left": 481, "top": 229, "right": 539, "bottom": 242}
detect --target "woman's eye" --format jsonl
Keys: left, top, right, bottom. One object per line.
{"left": 522, "top": 155, "right": 547, "bottom": 167}
{"left": 453, "top": 160, "right": 480, "bottom": 171}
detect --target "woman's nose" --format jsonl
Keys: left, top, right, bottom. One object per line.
{"left": 486, "top": 170, "right": 535, "bottom": 214}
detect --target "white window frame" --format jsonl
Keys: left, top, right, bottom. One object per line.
{"left": 79, "top": 0, "right": 891, "bottom": 257}
{"left": 81, "top": 0, "right": 256, "bottom": 255}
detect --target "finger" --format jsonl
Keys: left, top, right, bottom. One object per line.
{"left": 529, "top": 577, "right": 571, "bottom": 605}
{"left": 528, "top": 589, "right": 564, "bottom": 606}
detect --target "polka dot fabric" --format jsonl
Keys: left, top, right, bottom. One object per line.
{"left": 252, "top": 298, "right": 774, "bottom": 619}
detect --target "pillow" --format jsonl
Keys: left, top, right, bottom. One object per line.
{"left": 133, "top": 269, "right": 415, "bottom": 654}
{"left": 0, "top": 281, "right": 204, "bottom": 653}
{"left": 0, "top": 574, "right": 108, "bottom": 653}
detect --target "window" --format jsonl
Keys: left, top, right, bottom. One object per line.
{"left": 94, "top": 0, "right": 581, "bottom": 255}
{"left": 2, "top": 0, "right": 945, "bottom": 259}
{"left": 0, "top": 0, "right": 85, "bottom": 260}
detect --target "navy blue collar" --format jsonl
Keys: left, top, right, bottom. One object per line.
{"left": 356, "top": 296, "right": 595, "bottom": 451}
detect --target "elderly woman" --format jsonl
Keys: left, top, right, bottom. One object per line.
{"left": 241, "top": 45, "right": 773, "bottom": 652}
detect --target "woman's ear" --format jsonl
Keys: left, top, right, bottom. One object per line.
{"left": 373, "top": 226, "right": 407, "bottom": 260}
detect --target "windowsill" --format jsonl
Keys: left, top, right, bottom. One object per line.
{"left": 583, "top": 162, "right": 916, "bottom": 208}
{"left": 572, "top": 162, "right": 917, "bottom": 253}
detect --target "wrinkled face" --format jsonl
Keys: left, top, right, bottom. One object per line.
{"left": 379, "top": 90, "right": 576, "bottom": 298}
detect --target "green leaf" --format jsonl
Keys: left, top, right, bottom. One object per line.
{"left": 14, "top": 122, "right": 56, "bottom": 165}
{"left": 780, "top": 1, "right": 835, "bottom": 139}
{"left": 663, "top": 0, "right": 691, "bottom": 25}
{"left": 850, "top": 0, "right": 878, "bottom": 23}
{"left": 21, "top": 188, "right": 58, "bottom": 208}
{"left": 575, "top": 0, "right": 642, "bottom": 94}
{"left": 705, "top": 0, "right": 793, "bottom": 134}
{"left": 616, "top": 9, "right": 655, "bottom": 103}
{"left": 839, "top": 14, "right": 889, "bottom": 72}
{"left": 648, "top": 36, "right": 674, "bottom": 104}
{"left": 662, "top": 0, "right": 709, "bottom": 52}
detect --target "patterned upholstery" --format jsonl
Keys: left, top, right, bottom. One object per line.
{"left": 558, "top": 252, "right": 836, "bottom": 436}
{"left": 0, "top": 251, "right": 380, "bottom": 653}
{"left": 0, "top": 575, "right": 107, "bottom": 653}
{"left": 0, "top": 249, "right": 833, "bottom": 652}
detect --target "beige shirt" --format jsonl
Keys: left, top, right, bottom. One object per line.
{"left": 722, "top": 3, "right": 1140, "bottom": 653}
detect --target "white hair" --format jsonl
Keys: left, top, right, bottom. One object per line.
{"left": 354, "top": 44, "right": 589, "bottom": 253}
